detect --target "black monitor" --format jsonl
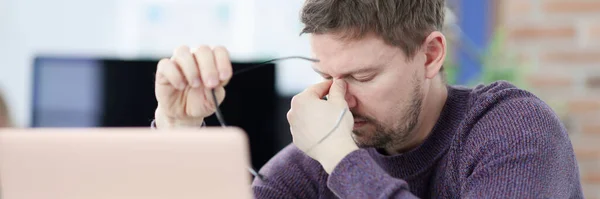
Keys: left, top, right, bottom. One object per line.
{"left": 31, "top": 55, "right": 282, "bottom": 169}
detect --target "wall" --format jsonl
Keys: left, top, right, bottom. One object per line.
{"left": 0, "top": 0, "right": 121, "bottom": 128}
{"left": 0, "top": 0, "right": 318, "bottom": 127}
{"left": 499, "top": 0, "right": 600, "bottom": 198}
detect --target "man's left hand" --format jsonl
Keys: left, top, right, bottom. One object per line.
{"left": 287, "top": 79, "right": 359, "bottom": 174}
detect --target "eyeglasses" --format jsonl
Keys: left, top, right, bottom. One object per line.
{"left": 210, "top": 56, "right": 319, "bottom": 128}
{"left": 210, "top": 56, "right": 347, "bottom": 181}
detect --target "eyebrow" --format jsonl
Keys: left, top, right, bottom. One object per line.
{"left": 312, "top": 65, "right": 380, "bottom": 77}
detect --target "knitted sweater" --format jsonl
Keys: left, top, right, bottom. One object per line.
{"left": 251, "top": 81, "right": 583, "bottom": 198}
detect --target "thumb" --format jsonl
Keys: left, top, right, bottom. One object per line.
{"left": 328, "top": 79, "right": 347, "bottom": 104}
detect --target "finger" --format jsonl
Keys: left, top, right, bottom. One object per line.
{"left": 302, "top": 80, "right": 333, "bottom": 98}
{"left": 183, "top": 87, "right": 208, "bottom": 117}
{"left": 286, "top": 109, "right": 294, "bottom": 125}
{"left": 172, "top": 45, "right": 200, "bottom": 88}
{"left": 213, "top": 46, "right": 233, "bottom": 86}
{"left": 156, "top": 58, "right": 186, "bottom": 90}
{"left": 194, "top": 45, "right": 220, "bottom": 89}
{"left": 213, "top": 86, "right": 226, "bottom": 106}
{"left": 201, "top": 86, "right": 226, "bottom": 109}
{"left": 328, "top": 79, "right": 347, "bottom": 104}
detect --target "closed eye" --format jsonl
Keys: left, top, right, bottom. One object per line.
{"left": 353, "top": 75, "right": 375, "bottom": 82}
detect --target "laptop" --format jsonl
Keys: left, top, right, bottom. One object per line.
{"left": 0, "top": 127, "right": 253, "bottom": 199}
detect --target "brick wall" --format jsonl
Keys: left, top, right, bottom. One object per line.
{"left": 498, "top": 0, "right": 600, "bottom": 198}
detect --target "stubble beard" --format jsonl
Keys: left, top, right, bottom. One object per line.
{"left": 351, "top": 77, "right": 423, "bottom": 151}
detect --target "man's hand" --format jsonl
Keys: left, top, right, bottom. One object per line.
{"left": 287, "top": 79, "right": 359, "bottom": 174}
{"left": 154, "top": 45, "right": 233, "bottom": 128}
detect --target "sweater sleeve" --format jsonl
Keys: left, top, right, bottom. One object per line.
{"left": 252, "top": 144, "right": 330, "bottom": 199}
{"left": 327, "top": 149, "right": 419, "bottom": 199}
{"left": 460, "top": 96, "right": 583, "bottom": 198}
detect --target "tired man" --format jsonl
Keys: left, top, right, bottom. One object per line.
{"left": 152, "top": 0, "right": 583, "bottom": 198}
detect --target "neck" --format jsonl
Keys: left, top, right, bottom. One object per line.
{"left": 385, "top": 76, "right": 448, "bottom": 155}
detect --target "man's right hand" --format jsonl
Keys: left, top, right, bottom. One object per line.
{"left": 154, "top": 45, "right": 233, "bottom": 128}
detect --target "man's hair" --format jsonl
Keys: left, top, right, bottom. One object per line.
{"left": 300, "top": 0, "right": 445, "bottom": 59}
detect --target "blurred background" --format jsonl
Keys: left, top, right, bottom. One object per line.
{"left": 0, "top": 0, "right": 599, "bottom": 197}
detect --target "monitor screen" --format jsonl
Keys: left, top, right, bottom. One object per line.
{"left": 31, "top": 56, "right": 279, "bottom": 127}
{"left": 32, "top": 57, "right": 106, "bottom": 127}
{"left": 32, "top": 57, "right": 158, "bottom": 127}
{"left": 31, "top": 56, "right": 282, "bottom": 168}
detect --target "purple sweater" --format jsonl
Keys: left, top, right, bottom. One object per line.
{"left": 251, "top": 81, "right": 583, "bottom": 198}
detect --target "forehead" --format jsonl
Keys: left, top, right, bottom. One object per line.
{"left": 309, "top": 34, "right": 402, "bottom": 75}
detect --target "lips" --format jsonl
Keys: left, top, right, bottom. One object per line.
{"left": 353, "top": 120, "right": 367, "bottom": 128}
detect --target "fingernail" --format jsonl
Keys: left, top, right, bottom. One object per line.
{"left": 191, "top": 78, "right": 201, "bottom": 88}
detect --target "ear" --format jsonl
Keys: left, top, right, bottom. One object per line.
{"left": 422, "top": 31, "right": 446, "bottom": 79}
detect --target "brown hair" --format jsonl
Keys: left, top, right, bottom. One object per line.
{"left": 300, "top": 0, "right": 445, "bottom": 59}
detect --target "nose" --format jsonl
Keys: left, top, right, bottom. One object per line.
{"left": 345, "top": 90, "right": 357, "bottom": 109}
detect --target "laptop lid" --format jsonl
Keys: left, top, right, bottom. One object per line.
{"left": 0, "top": 127, "right": 253, "bottom": 199}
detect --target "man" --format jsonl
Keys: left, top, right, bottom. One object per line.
{"left": 153, "top": 0, "right": 583, "bottom": 198}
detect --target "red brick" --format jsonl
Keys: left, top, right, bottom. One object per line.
{"left": 501, "top": 0, "right": 533, "bottom": 20}
{"left": 591, "top": 25, "right": 600, "bottom": 37}
{"left": 509, "top": 25, "right": 576, "bottom": 40}
{"left": 583, "top": 124, "right": 600, "bottom": 135}
{"left": 567, "top": 99, "right": 600, "bottom": 114}
{"left": 510, "top": 1, "right": 532, "bottom": 14}
{"left": 583, "top": 172, "right": 600, "bottom": 184}
{"left": 542, "top": 51, "right": 600, "bottom": 64}
{"left": 575, "top": 147, "right": 600, "bottom": 160}
{"left": 590, "top": 24, "right": 600, "bottom": 42}
{"left": 513, "top": 53, "right": 532, "bottom": 64}
{"left": 587, "top": 76, "right": 600, "bottom": 89}
{"left": 543, "top": 1, "right": 600, "bottom": 14}
{"left": 526, "top": 74, "right": 573, "bottom": 89}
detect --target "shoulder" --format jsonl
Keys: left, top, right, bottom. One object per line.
{"left": 468, "top": 80, "right": 540, "bottom": 110}
{"left": 252, "top": 144, "right": 327, "bottom": 198}
{"left": 466, "top": 80, "right": 565, "bottom": 138}
{"left": 449, "top": 80, "right": 546, "bottom": 125}
{"left": 460, "top": 80, "right": 572, "bottom": 157}
{"left": 455, "top": 82, "right": 582, "bottom": 196}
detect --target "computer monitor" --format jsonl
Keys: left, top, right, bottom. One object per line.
{"left": 31, "top": 55, "right": 280, "bottom": 169}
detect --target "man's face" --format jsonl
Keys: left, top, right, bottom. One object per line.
{"left": 310, "top": 33, "right": 428, "bottom": 150}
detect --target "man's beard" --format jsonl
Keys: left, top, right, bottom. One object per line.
{"left": 351, "top": 77, "right": 423, "bottom": 151}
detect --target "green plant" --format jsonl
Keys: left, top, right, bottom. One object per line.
{"left": 442, "top": 39, "right": 459, "bottom": 85}
{"left": 443, "top": 28, "right": 530, "bottom": 88}
{"left": 476, "top": 29, "right": 529, "bottom": 88}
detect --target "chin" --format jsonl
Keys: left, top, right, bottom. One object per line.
{"left": 351, "top": 132, "right": 375, "bottom": 148}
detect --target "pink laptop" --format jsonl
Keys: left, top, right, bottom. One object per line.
{"left": 0, "top": 127, "right": 253, "bottom": 199}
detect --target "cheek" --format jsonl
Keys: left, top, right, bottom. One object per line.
{"left": 348, "top": 77, "right": 415, "bottom": 122}
{"left": 349, "top": 83, "right": 396, "bottom": 117}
